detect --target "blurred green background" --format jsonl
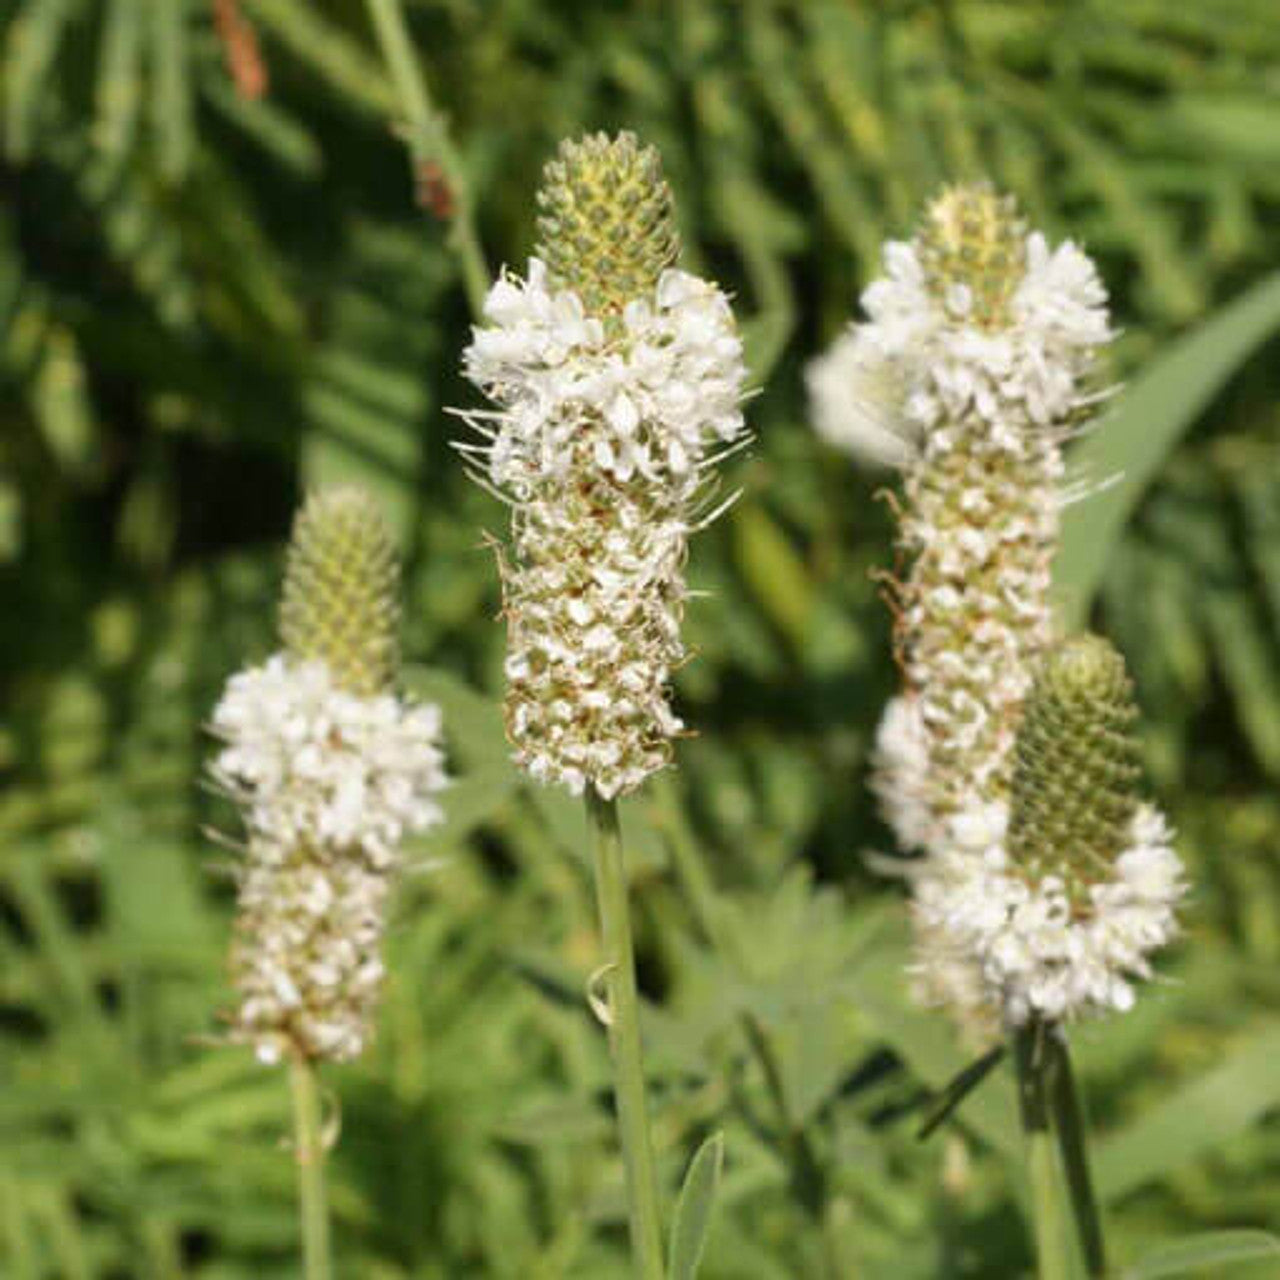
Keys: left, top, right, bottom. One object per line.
{"left": 4, "top": 1, "right": 1280, "bottom": 1276}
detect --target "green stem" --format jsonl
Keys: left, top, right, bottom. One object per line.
{"left": 1014, "top": 1026, "right": 1072, "bottom": 1280}
{"left": 586, "top": 790, "right": 665, "bottom": 1280}
{"left": 1047, "top": 1032, "right": 1108, "bottom": 1277}
{"left": 363, "top": 0, "right": 490, "bottom": 319}
{"left": 289, "top": 1053, "right": 333, "bottom": 1280}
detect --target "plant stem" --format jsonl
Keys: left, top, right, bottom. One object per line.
{"left": 289, "top": 1052, "right": 333, "bottom": 1280}
{"left": 363, "top": 0, "right": 489, "bottom": 319}
{"left": 1013, "top": 1026, "right": 1072, "bottom": 1280}
{"left": 1047, "top": 1031, "right": 1107, "bottom": 1278}
{"left": 586, "top": 789, "right": 665, "bottom": 1280}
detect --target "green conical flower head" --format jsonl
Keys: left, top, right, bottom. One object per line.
{"left": 535, "top": 131, "right": 680, "bottom": 319}
{"left": 279, "top": 486, "right": 400, "bottom": 696}
{"left": 1008, "top": 634, "right": 1143, "bottom": 894}
{"left": 918, "top": 183, "right": 1026, "bottom": 330}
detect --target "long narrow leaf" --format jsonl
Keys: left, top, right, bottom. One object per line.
{"left": 1096, "top": 1024, "right": 1280, "bottom": 1200}
{"left": 668, "top": 1131, "right": 725, "bottom": 1280}
{"left": 916, "top": 1044, "right": 1006, "bottom": 1141}
{"left": 1055, "top": 271, "right": 1280, "bottom": 627}
{"left": 1121, "top": 1231, "right": 1280, "bottom": 1279}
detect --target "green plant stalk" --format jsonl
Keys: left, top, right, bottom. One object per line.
{"left": 586, "top": 789, "right": 665, "bottom": 1280}
{"left": 1047, "top": 1032, "right": 1107, "bottom": 1278}
{"left": 289, "top": 1052, "right": 333, "bottom": 1280}
{"left": 1014, "top": 1027, "right": 1073, "bottom": 1280}
{"left": 363, "top": 0, "right": 489, "bottom": 319}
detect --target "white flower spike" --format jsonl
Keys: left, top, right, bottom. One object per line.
{"left": 915, "top": 636, "right": 1186, "bottom": 1028}
{"left": 209, "top": 487, "right": 448, "bottom": 1064}
{"left": 460, "top": 133, "right": 748, "bottom": 799}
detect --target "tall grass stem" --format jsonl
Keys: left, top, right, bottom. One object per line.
{"left": 289, "top": 1053, "right": 333, "bottom": 1280}
{"left": 1014, "top": 1027, "right": 1073, "bottom": 1280}
{"left": 364, "top": 0, "right": 490, "bottom": 318}
{"left": 586, "top": 790, "right": 665, "bottom": 1280}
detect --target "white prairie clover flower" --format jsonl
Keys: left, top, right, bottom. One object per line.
{"left": 916, "top": 636, "right": 1186, "bottom": 1028}
{"left": 460, "top": 133, "right": 747, "bottom": 799}
{"left": 211, "top": 657, "right": 446, "bottom": 865}
{"left": 870, "top": 694, "right": 933, "bottom": 854}
{"left": 857, "top": 186, "right": 1114, "bottom": 845}
{"left": 208, "top": 487, "right": 447, "bottom": 1065}
{"left": 807, "top": 327, "right": 916, "bottom": 468}
{"left": 808, "top": 188, "right": 1111, "bottom": 468}
{"left": 831, "top": 186, "right": 1115, "bottom": 1036}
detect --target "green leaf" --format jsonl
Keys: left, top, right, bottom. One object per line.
{"left": 149, "top": 0, "right": 192, "bottom": 181}
{"left": 1096, "top": 1024, "right": 1280, "bottom": 1201}
{"left": 400, "top": 667, "right": 518, "bottom": 841}
{"left": 424, "top": 766, "right": 518, "bottom": 847}
{"left": 668, "top": 1131, "right": 725, "bottom": 1280}
{"left": 916, "top": 1044, "right": 1006, "bottom": 1140}
{"left": 732, "top": 504, "right": 815, "bottom": 654}
{"left": 3, "top": 0, "right": 78, "bottom": 160}
{"left": 245, "top": 0, "right": 393, "bottom": 116}
{"left": 95, "top": 0, "right": 145, "bottom": 164}
{"left": 1168, "top": 96, "right": 1280, "bottom": 165}
{"left": 1055, "top": 271, "right": 1280, "bottom": 628}
{"left": 1048, "top": 1036, "right": 1106, "bottom": 1279}
{"left": 1121, "top": 1231, "right": 1280, "bottom": 1279}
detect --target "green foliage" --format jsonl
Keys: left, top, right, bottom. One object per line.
{"left": 3, "top": 0, "right": 1280, "bottom": 1276}
{"left": 668, "top": 1131, "right": 723, "bottom": 1280}
{"left": 1120, "top": 1231, "right": 1280, "bottom": 1280}
{"left": 1056, "top": 270, "right": 1280, "bottom": 629}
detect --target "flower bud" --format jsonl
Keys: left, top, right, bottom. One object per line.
{"left": 1008, "top": 634, "right": 1142, "bottom": 893}
{"left": 915, "top": 636, "right": 1186, "bottom": 1027}
{"left": 917, "top": 183, "right": 1027, "bottom": 329}
{"left": 279, "top": 486, "right": 400, "bottom": 697}
{"left": 535, "top": 131, "right": 680, "bottom": 320}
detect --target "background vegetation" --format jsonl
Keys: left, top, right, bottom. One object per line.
{"left": 4, "top": 1, "right": 1280, "bottom": 1275}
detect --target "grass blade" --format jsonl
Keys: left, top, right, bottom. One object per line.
{"left": 1096, "top": 1024, "right": 1280, "bottom": 1201}
{"left": 1055, "top": 270, "right": 1280, "bottom": 627}
{"left": 1121, "top": 1231, "right": 1280, "bottom": 1279}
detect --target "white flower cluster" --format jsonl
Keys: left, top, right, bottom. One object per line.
{"left": 827, "top": 190, "right": 1171, "bottom": 1034}
{"left": 870, "top": 695, "right": 933, "bottom": 853}
{"left": 211, "top": 655, "right": 447, "bottom": 865}
{"left": 462, "top": 259, "right": 747, "bottom": 798}
{"left": 230, "top": 841, "right": 393, "bottom": 1064}
{"left": 807, "top": 232, "right": 1111, "bottom": 468}
{"left": 807, "top": 328, "right": 913, "bottom": 469}
{"left": 210, "top": 655, "right": 448, "bottom": 1063}
{"left": 894, "top": 421, "right": 1062, "bottom": 834}
{"left": 914, "top": 805, "right": 1186, "bottom": 1027}
{"left": 464, "top": 259, "right": 744, "bottom": 492}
